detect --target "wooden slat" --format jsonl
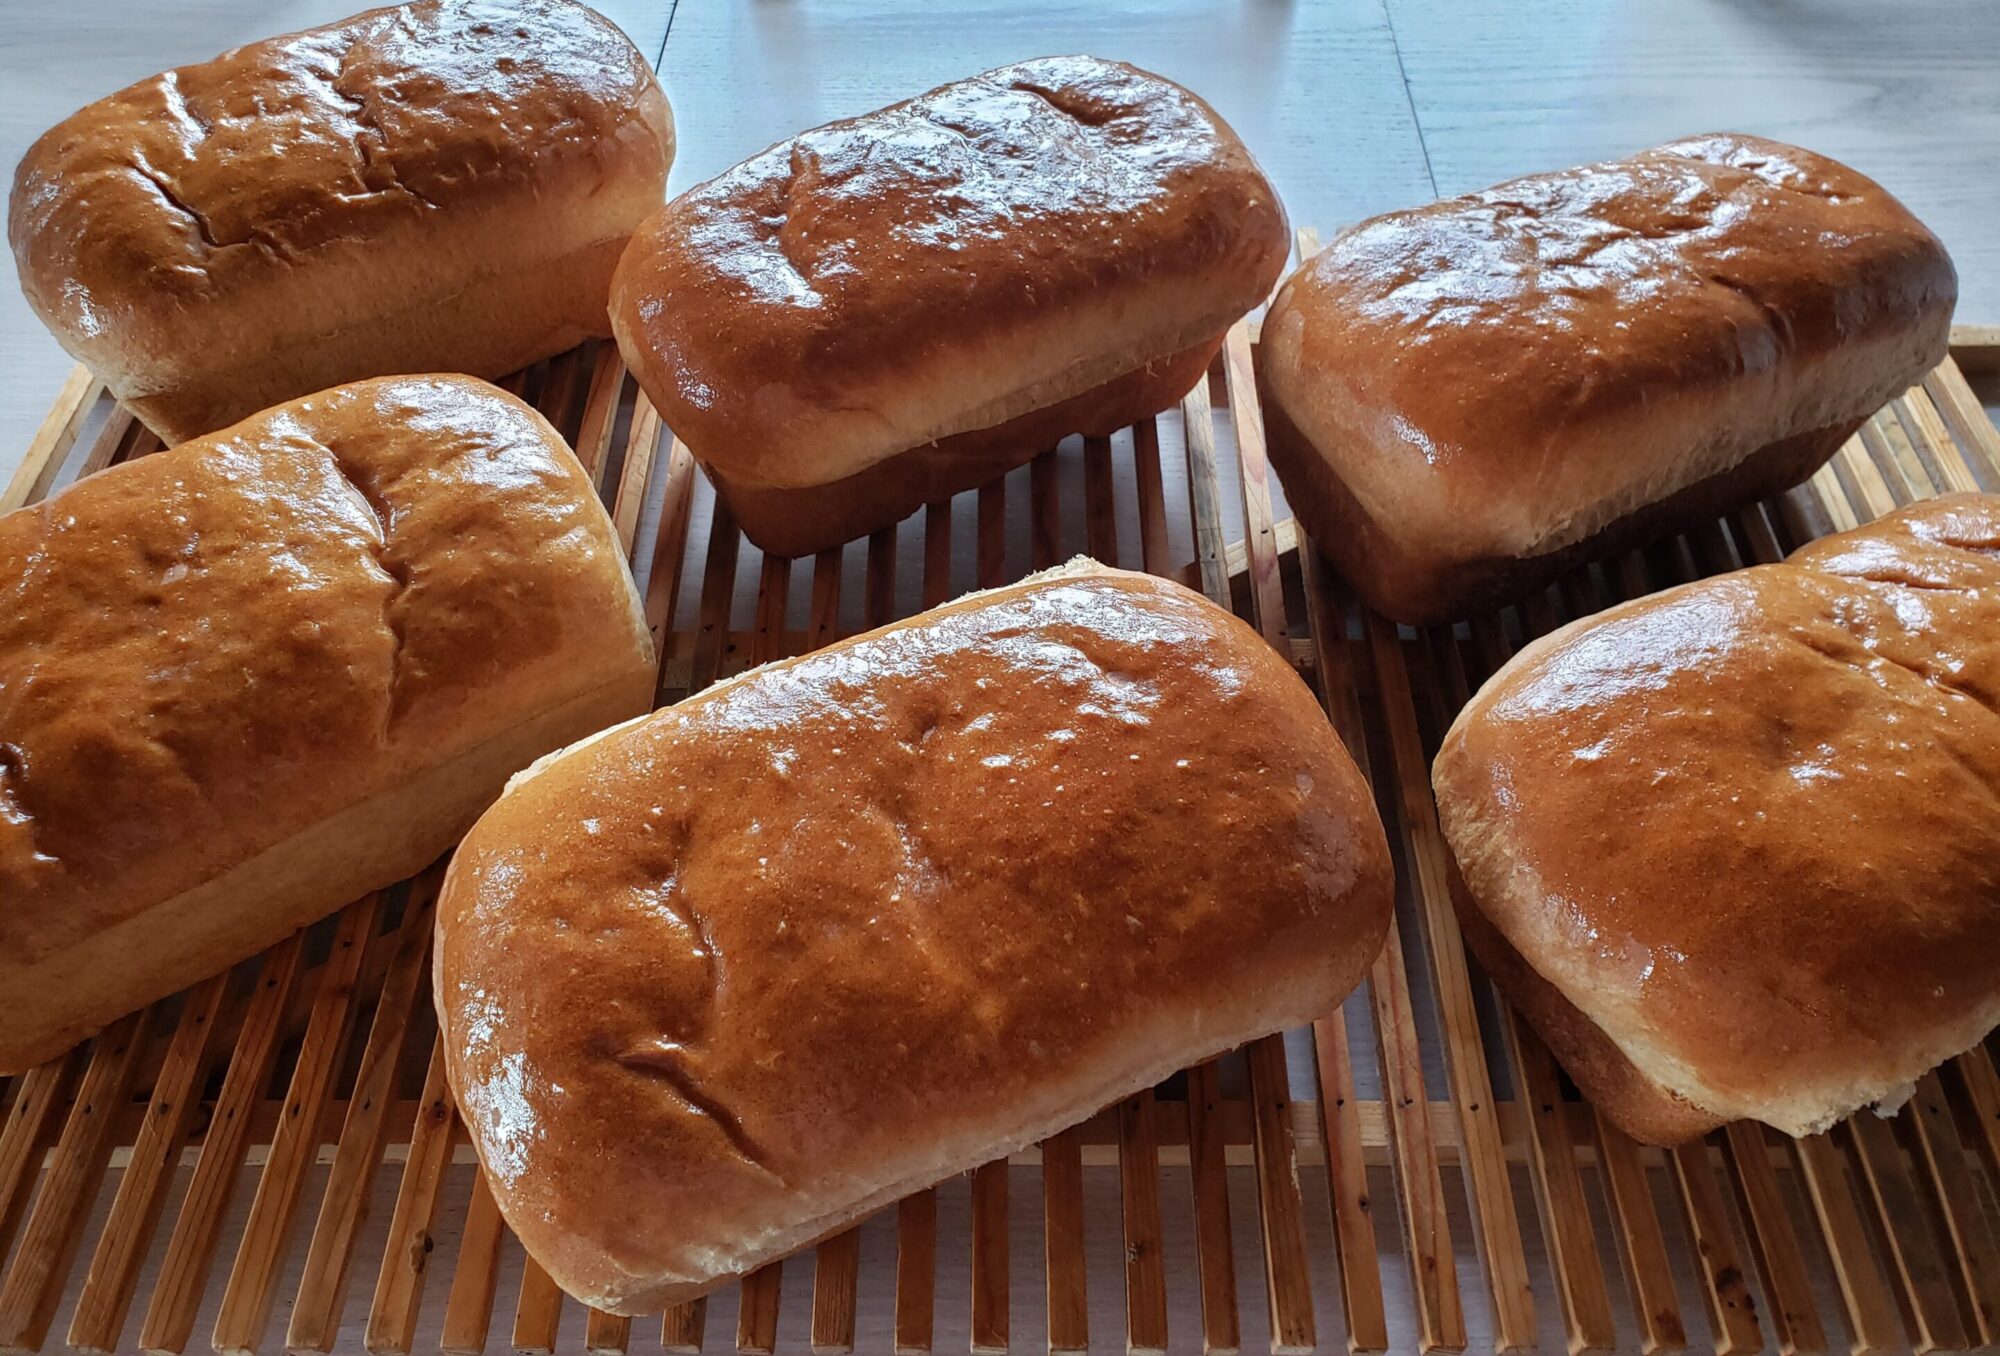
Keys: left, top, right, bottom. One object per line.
{"left": 0, "top": 1010, "right": 150, "bottom": 1355}
{"left": 1923, "top": 358, "right": 2000, "bottom": 482}
{"left": 1836, "top": 437, "right": 1901, "bottom": 520}
{"left": 1131, "top": 417, "right": 1172, "bottom": 574}
{"left": 1893, "top": 389, "right": 1986, "bottom": 494}
{"left": 1722, "top": 1123, "right": 1828, "bottom": 1356}
{"left": 140, "top": 932, "right": 307, "bottom": 1356}
{"left": 866, "top": 526, "right": 897, "bottom": 629}
{"left": 213, "top": 896, "right": 382, "bottom": 1356}
{"left": 1366, "top": 914, "right": 1466, "bottom": 1355}
{"left": 0, "top": 1058, "right": 76, "bottom": 1285}
{"left": 1948, "top": 1050, "right": 2000, "bottom": 1183}
{"left": 612, "top": 395, "right": 662, "bottom": 554}
{"left": 1117, "top": 1091, "right": 1170, "bottom": 1356}
{"left": 1220, "top": 321, "right": 1286, "bottom": 639}
{"left": 1508, "top": 1012, "right": 1619, "bottom": 1355}
{"left": 1363, "top": 612, "right": 1521, "bottom": 1353}
{"left": 1288, "top": 556, "right": 1384, "bottom": 1356}
{"left": 1795, "top": 1132, "right": 1903, "bottom": 1356}
{"left": 1902, "top": 1072, "right": 2000, "bottom": 1344}
{"left": 893, "top": 1189, "right": 936, "bottom": 1356}
{"left": 512, "top": 1256, "right": 565, "bottom": 1355}
{"left": 572, "top": 345, "right": 628, "bottom": 483}
{"left": 1030, "top": 448, "right": 1061, "bottom": 571}
{"left": 977, "top": 478, "right": 1006, "bottom": 590}
{"left": 661, "top": 1297, "right": 708, "bottom": 1354}
{"left": 969, "top": 1160, "right": 1009, "bottom": 1354}
{"left": 1593, "top": 1115, "right": 1688, "bottom": 1356}
{"left": 1669, "top": 1138, "right": 1765, "bottom": 1356}
{"left": 1043, "top": 1123, "right": 1089, "bottom": 1356}
{"left": 586, "top": 1306, "right": 631, "bottom": 1355}
{"left": 0, "top": 364, "right": 98, "bottom": 513}
{"left": 67, "top": 975, "right": 229, "bottom": 1355}
{"left": 288, "top": 883, "right": 441, "bottom": 1353}
{"left": 1183, "top": 1062, "right": 1244, "bottom": 1356}
{"left": 1082, "top": 433, "right": 1119, "bottom": 563}
{"left": 439, "top": 1169, "right": 505, "bottom": 1356}
{"left": 810, "top": 1226, "right": 860, "bottom": 1354}
{"left": 74, "top": 402, "right": 137, "bottom": 479}
{"left": 1949, "top": 323, "right": 2000, "bottom": 373}
{"left": 1179, "top": 377, "right": 1229, "bottom": 604}
{"left": 1846, "top": 1113, "right": 1972, "bottom": 1353}
{"left": 737, "top": 1264, "right": 782, "bottom": 1355}
{"left": 923, "top": 494, "right": 953, "bottom": 608}
{"left": 641, "top": 439, "right": 700, "bottom": 668}
{"left": 687, "top": 496, "right": 742, "bottom": 693}
{"left": 1309, "top": 1007, "right": 1385, "bottom": 1356}
{"left": 363, "top": 1039, "right": 458, "bottom": 1356}
{"left": 1246, "top": 1034, "right": 1318, "bottom": 1354}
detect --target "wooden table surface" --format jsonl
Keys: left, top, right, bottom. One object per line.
{"left": 1, "top": 0, "right": 1997, "bottom": 476}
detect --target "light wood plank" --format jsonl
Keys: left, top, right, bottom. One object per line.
{"left": 1043, "top": 1123, "right": 1089, "bottom": 1356}
{"left": 1794, "top": 1132, "right": 1903, "bottom": 1356}
{"left": 287, "top": 882, "right": 441, "bottom": 1353}
{"left": 67, "top": 975, "right": 229, "bottom": 1355}
{"left": 1846, "top": 1113, "right": 1971, "bottom": 1353}
{"left": 969, "top": 1160, "right": 1010, "bottom": 1354}
{"left": 213, "top": 896, "right": 382, "bottom": 1356}
{"left": 1669, "top": 1138, "right": 1766, "bottom": 1356}
{"left": 0, "top": 1010, "right": 150, "bottom": 1354}
{"left": 1593, "top": 1115, "right": 1688, "bottom": 1356}
{"left": 511, "top": 1256, "right": 565, "bottom": 1355}
{"left": 363, "top": 1039, "right": 458, "bottom": 1356}
{"left": 893, "top": 1189, "right": 936, "bottom": 1356}
{"left": 1117, "top": 1091, "right": 1170, "bottom": 1356}
{"left": 439, "top": 1171, "right": 505, "bottom": 1356}
{"left": 810, "top": 1226, "right": 860, "bottom": 1354}
{"left": 0, "top": 364, "right": 98, "bottom": 513}
{"left": 1183, "top": 1062, "right": 1245, "bottom": 1356}
{"left": 736, "top": 1262, "right": 782, "bottom": 1355}
{"left": 1901, "top": 1073, "right": 2000, "bottom": 1344}
{"left": 140, "top": 932, "right": 307, "bottom": 1356}
{"left": 1722, "top": 1122, "right": 1828, "bottom": 1356}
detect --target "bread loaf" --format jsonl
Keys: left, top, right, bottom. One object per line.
{"left": 1434, "top": 494, "right": 2000, "bottom": 1144}
{"left": 437, "top": 561, "right": 1391, "bottom": 1311}
{"left": 1261, "top": 133, "right": 1956, "bottom": 623}
{"left": 0, "top": 375, "right": 655, "bottom": 1072}
{"left": 609, "top": 56, "right": 1288, "bottom": 556}
{"left": 9, "top": 0, "right": 673, "bottom": 445}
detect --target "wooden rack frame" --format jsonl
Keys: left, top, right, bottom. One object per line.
{"left": 1, "top": 239, "right": 1998, "bottom": 1356}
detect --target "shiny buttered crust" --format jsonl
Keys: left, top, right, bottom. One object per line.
{"left": 0, "top": 376, "right": 656, "bottom": 1072}
{"left": 1435, "top": 494, "right": 2000, "bottom": 1143}
{"left": 609, "top": 55, "right": 1289, "bottom": 492}
{"left": 8, "top": 0, "right": 674, "bottom": 443}
{"left": 437, "top": 561, "right": 1392, "bottom": 1312}
{"left": 1261, "top": 133, "right": 1957, "bottom": 622}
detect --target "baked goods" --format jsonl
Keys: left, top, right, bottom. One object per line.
{"left": 1261, "top": 133, "right": 1956, "bottom": 624}
{"left": 437, "top": 560, "right": 1391, "bottom": 1311}
{"left": 1434, "top": 494, "right": 2000, "bottom": 1144}
{"left": 9, "top": 0, "right": 673, "bottom": 445}
{"left": 609, "top": 56, "right": 1289, "bottom": 557}
{"left": 0, "top": 375, "right": 655, "bottom": 1073}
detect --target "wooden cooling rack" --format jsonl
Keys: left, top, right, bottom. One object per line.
{"left": 1, "top": 230, "right": 1998, "bottom": 1356}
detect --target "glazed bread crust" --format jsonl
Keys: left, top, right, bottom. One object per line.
{"left": 0, "top": 376, "right": 656, "bottom": 1071}
{"left": 1435, "top": 494, "right": 2000, "bottom": 1143}
{"left": 438, "top": 562, "right": 1392, "bottom": 1312}
{"left": 9, "top": 0, "right": 674, "bottom": 444}
{"left": 1262, "top": 133, "right": 1956, "bottom": 623}
{"left": 609, "top": 57, "right": 1287, "bottom": 519}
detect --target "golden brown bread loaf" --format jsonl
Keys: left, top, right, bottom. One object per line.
{"left": 437, "top": 561, "right": 1392, "bottom": 1311}
{"left": 1261, "top": 133, "right": 1956, "bottom": 623}
{"left": 9, "top": 0, "right": 673, "bottom": 445}
{"left": 0, "top": 376, "right": 655, "bottom": 1073}
{"left": 609, "top": 56, "right": 1289, "bottom": 557}
{"left": 1434, "top": 494, "right": 2000, "bottom": 1144}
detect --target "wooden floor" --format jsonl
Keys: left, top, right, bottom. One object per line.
{"left": 1, "top": 0, "right": 1998, "bottom": 470}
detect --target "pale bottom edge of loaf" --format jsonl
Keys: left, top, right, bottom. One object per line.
{"left": 587, "top": 995, "right": 1341, "bottom": 1315}
{"left": 0, "top": 668, "right": 653, "bottom": 1073}
{"left": 703, "top": 336, "right": 1225, "bottom": 558}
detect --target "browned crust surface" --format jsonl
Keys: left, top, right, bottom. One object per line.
{"left": 438, "top": 564, "right": 1392, "bottom": 1311}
